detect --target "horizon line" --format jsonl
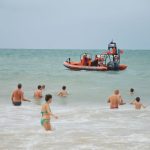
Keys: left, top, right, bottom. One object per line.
{"left": 0, "top": 48, "right": 150, "bottom": 51}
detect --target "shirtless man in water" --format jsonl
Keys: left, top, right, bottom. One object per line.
{"left": 34, "top": 85, "right": 43, "bottom": 100}
{"left": 108, "top": 90, "right": 120, "bottom": 109}
{"left": 11, "top": 83, "right": 31, "bottom": 106}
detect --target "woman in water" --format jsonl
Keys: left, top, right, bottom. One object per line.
{"left": 41, "top": 94, "right": 58, "bottom": 131}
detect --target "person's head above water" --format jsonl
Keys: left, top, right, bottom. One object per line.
{"left": 38, "top": 85, "right": 42, "bottom": 90}
{"left": 62, "top": 86, "right": 66, "bottom": 90}
{"left": 18, "top": 83, "right": 22, "bottom": 89}
{"left": 45, "top": 94, "right": 52, "bottom": 103}
{"left": 130, "top": 88, "right": 134, "bottom": 93}
{"left": 135, "top": 97, "right": 140, "bottom": 102}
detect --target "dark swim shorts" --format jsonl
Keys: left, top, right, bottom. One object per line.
{"left": 13, "top": 101, "right": 21, "bottom": 106}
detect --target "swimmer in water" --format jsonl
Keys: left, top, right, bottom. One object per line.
{"left": 57, "top": 85, "right": 68, "bottom": 97}
{"left": 11, "top": 83, "right": 31, "bottom": 106}
{"left": 131, "top": 97, "right": 146, "bottom": 110}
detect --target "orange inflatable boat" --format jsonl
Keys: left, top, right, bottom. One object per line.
{"left": 63, "top": 61, "right": 127, "bottom": 71}
{"left": 63, "top": 41, "right": 127, "bottom": 71}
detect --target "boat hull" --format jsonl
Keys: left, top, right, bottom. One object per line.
{"left": 64, "top": 62, "right": 127, "bottom": 71}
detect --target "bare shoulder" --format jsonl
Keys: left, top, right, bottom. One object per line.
{"left": 41, "top": 103, "right": 46, "bottom": 109}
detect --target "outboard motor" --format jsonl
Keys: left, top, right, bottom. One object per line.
{"left": 113, "top": 61, "right": 119, "bottom": 70}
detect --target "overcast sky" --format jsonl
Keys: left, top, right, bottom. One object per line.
{"left": 0, "top": 0, "right": 150, "bottom": 49}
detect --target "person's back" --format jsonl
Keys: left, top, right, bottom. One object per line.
{"left": 109, "top": 95, "right": 119, "bottom": 109}
{"left": 108, "top": 90, "right": 120, "bottom": 109}
{"left": 34, "top": 90, "right": 42, "bottom": 98}
{"left": 11, "top": 83, "right": 30, "bottom": 106}
{"left": 57, "top": 86, "right": 68, "bottom": 97}
{"left": 133, "top": 97, "right": 145, "bottom": 110}
{"left": 12, "top": 89, "right": 23, "bottom": 102}
{"left": 12, "top": 84, "right": 23, "bottom": 103}
{"left": 134, "top": 101, "right": 142, "bottom": 109}
{"left": 34, "top": 85, "right": 42, "bottom": 99}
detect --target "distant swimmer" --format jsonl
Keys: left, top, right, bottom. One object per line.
{"left": 131, "top": 97, "right": 146, "bottom": 110}
{"left": 108, "top": 90, "right": 120, "bottom": 109}
{"left": 41, "top": 94, "right": 58, "bottom": 131}
{"left": 129, "top": 88, "right": 135, "bottom": 104}
{"left": 41, "top": 85, "right": 45, "bottom": 90}
{"left": 130, "top": 88, "right": 134, "bottom": 96}
{"left": 57, "top": 85, "right": 68, "bottom": 97}
{"left": 11, "top": 83, "right": 31, "bottom": 106}
{"left": 34, "top": 85, "right": 43, "bottom": 100}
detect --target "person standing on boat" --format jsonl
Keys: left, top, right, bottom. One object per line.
{"left": 91, "top": 55, "right": 98, "bottom": 66}
{"left": 81, "top": 53, "right": 88, "bottom": 66}
{"left": 88, "top": 58, "right": 92, "bottom": 66}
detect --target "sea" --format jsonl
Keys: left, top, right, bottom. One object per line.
{"left": 0, "top": 49, "right": 150, "bottom": 150}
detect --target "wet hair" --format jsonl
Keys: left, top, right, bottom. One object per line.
{"left": 18, "top": 83, "right": 22, "bottom": 89}
{"left": 135, "top": 97, "right": 140, "bottom": 102}
{"left": 62, "top": 86, "right": 66, "bottom": 90}
{"left": 130, "top": 88, "right": 134, "bottom": 93}
{"left": 45, "top": 94, "right": 52, "bottom": 102}
{"left": 38, "top": 85, "right": 42, "bottom": 89}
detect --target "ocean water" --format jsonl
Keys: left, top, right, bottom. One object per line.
{"left": 0, "top": 49, "right": 150, "bottom": 150}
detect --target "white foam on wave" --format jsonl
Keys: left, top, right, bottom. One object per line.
{"left": 1, "top": 102, "right": 150, "bottom": 150}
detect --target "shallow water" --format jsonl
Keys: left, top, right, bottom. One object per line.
{"left": 0, "top": 104, "right": 150, "bottom": 150}
{"left": 0, "top": 49, "right": 150, "bottom": 150}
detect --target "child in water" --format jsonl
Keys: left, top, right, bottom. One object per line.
{"left": 131, "top": 97, "right": 146, "bottom": 110}
{"left": 57, "top": 85, "right": 68, "bottom": 97}
{"left": 41, "top": 94, "right": 58, "bottom": 131}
